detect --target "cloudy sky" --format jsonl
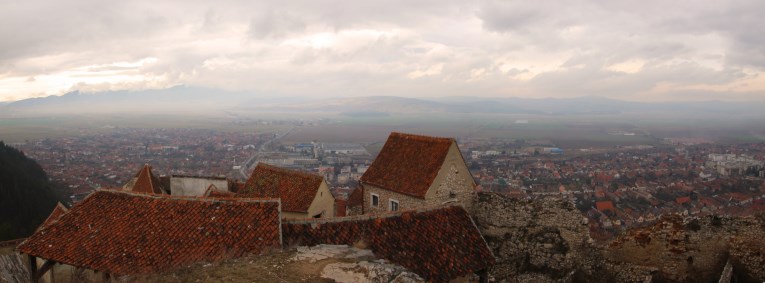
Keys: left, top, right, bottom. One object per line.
{"left": 1, "top": 0, "right": 764, "bottom": 102}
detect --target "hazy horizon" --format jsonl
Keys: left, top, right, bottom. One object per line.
{"left": 2, "top": 1, "right": 764, "bottom": 103}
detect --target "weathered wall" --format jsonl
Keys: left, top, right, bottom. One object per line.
{"left": 170, "top": 177, "right": 228, "bottom": 196}
{"left": 363, "top": 184, "right": 426, "bottom": 214}
{"left": 0, "top": 254, "right": 28, "bottom": 283}
{"left": 305, "top": 181, "right": 335, "bottom": 218}
{"left": 607, "top": 214, "right": 765, "bottom": 282}
{"left": 282, "top": 205, "right": 494, "bottom": 282}
{"left": 426, "top": 143, "right": 476, "bottom": 211}
{"left": 361, "top": 142, "right": 476, "bottom": 215}
{"left": 470, "top": 193, "right": 602, "bottom": 282}
{"left": 279, "top": 181, "right": 335, "bottom": 220}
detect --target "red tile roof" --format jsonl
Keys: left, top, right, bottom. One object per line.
{"left": 129, "top": 164, "right": 164, "bottom": 194}
{"left": 360, "top": 132, "right": 454, "bottom": 199}
{"left": 675, "top": 196, "right": 691, "bottom": 205}
{"left": 242, "top": 163, "right": 324, "bottom": 213}
{"left": 17, "top": 190, "right": 282, "bottom": 276}
{"left": 346, "top": 186, "right": 363, "bottom": 209}
{"left": 596, "top": 200, "right": 615, "bottom": 212}
{"left": 37, "top": 202, "right": 68, "bottom": 231}
{"left": 283, "top": 205, "right": 494, "bottom": 281}
{"left": 335, "top": 199, "right": 347, "bottom": 217}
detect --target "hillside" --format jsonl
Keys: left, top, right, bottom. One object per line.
{"left": 0, "top": 142, "right": 61, "bottom": 240}
{"left": 4, "top": 86, "right": 765, "bottom": 119}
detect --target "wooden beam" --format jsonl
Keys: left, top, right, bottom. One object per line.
{"left": 478, "top": 269, "right": 489, "bottom": 283}
{"left": 34, "top": 260, "right": 56, "bottom": 281}
{"left": 27, "top": 255, "right": 37, "bottom": 283}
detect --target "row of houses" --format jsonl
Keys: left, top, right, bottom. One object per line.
{"left": 16, "top": 132, "right": 488, "bottom": 282}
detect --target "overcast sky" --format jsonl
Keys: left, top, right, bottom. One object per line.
{"left": 1, "top": 0, "right": 764, "bottom": 102}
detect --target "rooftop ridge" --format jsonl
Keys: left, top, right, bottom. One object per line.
{"left": 170, "top": 174, "right": 228, "bottom": 180}
{"left": 360, "top": 132, "right": 455, "bottom": 198}
{"left": 257, "top": 163, "right": 323, "bottom": 180}
{"left": 390, "top": 131, "right": 454, "bottom": 143}
{"left": 284, "top": 203, "right": 462, "bottom": 224}
{"left": 96, "top": 189, "right": 280, "bottom": 204}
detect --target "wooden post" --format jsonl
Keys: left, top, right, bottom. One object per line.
{"left": 478, "top": 269, "right": 489, "bottom": 283}
{"left": 27, "top": 255, "right": 37, "bottom": 283}
{"left": 35, "top": 260, "right": 56, "bottom": 281}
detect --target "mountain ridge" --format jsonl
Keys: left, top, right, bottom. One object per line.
{"left": 3, "top": 86, "right": 765, "bottom": 117}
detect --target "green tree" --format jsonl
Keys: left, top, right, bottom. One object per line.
{"left": 0, "top": 141, "right": 62, "bottom": 240}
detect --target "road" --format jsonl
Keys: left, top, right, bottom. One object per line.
{"left": 238, "top": 127, "right": 294, "bottom": 179}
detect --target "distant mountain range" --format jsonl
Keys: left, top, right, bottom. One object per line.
{"left": 2, "top": 86, "right": 764, "bottom": 118}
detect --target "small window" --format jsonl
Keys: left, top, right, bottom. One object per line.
{"left": 371, "top": 193, "right": 379, "bottom": 207}
{"left": 390, "top": 199, "right": 399, "bottom": 211}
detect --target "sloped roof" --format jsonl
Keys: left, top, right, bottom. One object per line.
{"left": 675, "top": 196, "right": 691, "bottom": 205}
{"left": 360, "top": 132, "right": 454, "bottom": 199}
{"left": 596, "top": 200, "right": 615, "bottom": 211}
{"left": 37, "top": 202, "right": 68, "bottom": 231}
{"left": 346, "top": 186, "right": 363, "bottom": 209}
{"left": 242, "top": 163, "right": 325, "bottom": 213}
{"left": 282, "top": 205, "right": 495, "bottom": 281}
{"left": 17, "top": 190, "right": 281, "bottom": 276}
{"left": 129, "top": 164, "right": 164, "bottom": 194}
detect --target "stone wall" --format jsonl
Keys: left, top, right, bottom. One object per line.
{"left": 0, "top": 254, "right": 28, "bottom": 283}
{"left": 471, "top": 192, "right": 608, "bottom": 282}
{"left": 360, "top": 143, "right": 477, "bottom": 215}
{"left": 363, "top": 184, "right": 426, "bottom": 214}
{"left": 281, "top": 205, "right": 494, "bottom": 282}
{"left": 606, "top": 214, "right": 765, "bottom": 282}
{"left": 425, "top": 144, "right": 477, "bottom": 212}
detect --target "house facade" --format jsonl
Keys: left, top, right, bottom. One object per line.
{"left": 355, "top": 132, "right": 476, "bottom": 215}
{"left": 242, "top": 163, "right": 335, "bottom": 219}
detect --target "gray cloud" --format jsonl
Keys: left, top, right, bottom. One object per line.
{"left": 0, "top": 0, "right": 763, "bottom": 102}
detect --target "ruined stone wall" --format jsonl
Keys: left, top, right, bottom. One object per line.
{"left": 282, "top": 205, "right": 494, "bottom": 282}
{"left": 0, "top": 254, "right": 28, "bottom": 283}
{"left": 606, "top": 214, "right": 765, "bottom": 282}
{"left": 470, "top": 193, "right": 596, "bottom": 282}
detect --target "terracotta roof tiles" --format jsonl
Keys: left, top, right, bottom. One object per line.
{"left": 596, "top": 200, "right": 615, "bottom": 212}
{"left": 346, "top": 186, "right": 363, "bottom": 208}
{"left": 283, "top": 205, "right": 494, "bottom": 281}
{"left": 17, "top": 190, "right": 281, "bottom": 276}
{"left": 241, "top": 163, "right": 324, "bottom": 213}
{"left": 37, "top": 202, "right": 68, "bottom": 231}
{"left": 360, "top": 132, "right": 453, "bottom": 199}
{"left": 129, "top": 164, "right": 165, "bottom": 194}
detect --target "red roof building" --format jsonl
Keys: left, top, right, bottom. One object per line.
{"left": 357, "top": 132, "right": 477, "bottom": 214}
{"left": 18, "top": 190, "right": 282, "bottom": 278}
{"left": 122, "top": 164, "right": 166, "bottom": 194}
{"left": 596, "top": 200, "right": 615, "bottom": 212}
{"left": 242, "top": 163, "right": 335, "bottom": 219}
{"left": 345, "top": 186, "right": 364, "bottom": 215}
{"left": 675, "top": 196, "right": 691, "bottom": 205}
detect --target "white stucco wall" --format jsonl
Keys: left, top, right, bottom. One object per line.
{"left": 170, "top": 177, "right": 228, "bottom": 196}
